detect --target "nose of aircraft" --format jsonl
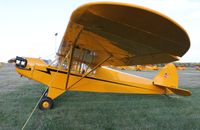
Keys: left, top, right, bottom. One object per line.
{"left": 8, "top": 56, "right": 28, "bottom": 69}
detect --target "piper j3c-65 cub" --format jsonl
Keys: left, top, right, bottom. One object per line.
{"left": 9, "top": 2, "right": 191, "bottom": 110}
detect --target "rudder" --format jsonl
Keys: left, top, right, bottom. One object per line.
{"left": 153, "top": 63, "right": 191, "bottom": 96}
{"left": 153, "top": 63, "right": 178, "bottom": 88}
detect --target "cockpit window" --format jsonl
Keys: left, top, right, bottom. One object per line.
{"left": 49, "top": 47, "right": 96, "bottom": 76}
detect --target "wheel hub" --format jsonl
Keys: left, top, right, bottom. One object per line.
{"left": 42, "top": 101, "right": 49, "bottom": 108}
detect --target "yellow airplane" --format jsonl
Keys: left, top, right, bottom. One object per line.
{"left": 196, "top": 66, "right": 200, "bottom": 71}
{"left": 9, "top": 2, "right": 191, "bottom": 110}
{"left": 128, "top": 65, "right": 143, "bottom": 71}
{"left": 176, "top": 65, "right": 186, "bottom": 70}
{"left": 152, "top": 65, "right": 159, "bottom": 70}
{"left": 118, "top": 65, "right": 158, "bottom": 71}
{"left": 117, "top": 66, "right": 129, "bottom": 70}
{"left": 143, "top": 65, "right": 159, "bottom": 71}
{"left": 113, "top": 65, "right": 140, "bottom": 71}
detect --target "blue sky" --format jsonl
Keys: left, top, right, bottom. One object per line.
{"left": 0, "top": 0, "right": 199, "bottom": 62}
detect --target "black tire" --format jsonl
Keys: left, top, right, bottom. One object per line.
{"left": 38, "top": 97, "right": 54, "bottom": 110}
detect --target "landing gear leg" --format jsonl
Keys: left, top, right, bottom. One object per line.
{"left": 38, "top": 88, "right": 54, "bottom": 110}
{"left": 38, "top": 87, "right": 65, "bottom": 110}
{"left": 42, "top": 88, "right": 48, "bottom": 97}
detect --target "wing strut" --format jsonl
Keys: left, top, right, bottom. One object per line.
{"left": 65, "top": 27, "right": 84, "bottom": 89}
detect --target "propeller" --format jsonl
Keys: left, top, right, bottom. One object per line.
{"left": 8, "top": 58, "right": 16, "bottom": 64}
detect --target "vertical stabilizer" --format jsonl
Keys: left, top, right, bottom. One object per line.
{"left": 153, "top": 63, "right": 178, "bottom": 88}
{"left": 153, "top": 63, "right": 191, "bottom": 96}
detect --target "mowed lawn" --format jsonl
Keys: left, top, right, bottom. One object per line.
{"left": 0, "top": 64, "right": 200, "bottom": 130}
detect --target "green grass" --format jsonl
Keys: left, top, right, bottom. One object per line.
{"left": 0, "top": 83, "right": 200, "bottom": 130}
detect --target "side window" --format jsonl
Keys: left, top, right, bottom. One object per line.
{"left": 71, "top": 48, "right": 95, "bottom": 75}
{"left": 49, "top": 47, "right": 96, "bottom": 76}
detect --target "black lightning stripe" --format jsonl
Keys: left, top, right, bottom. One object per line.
{"left": 35, "top": 67, "right": 133, "bottom": 86}
{"left": 36, "top": 68, "right": 67, "bottom": 75}
{"left": 35, "top": 67, "right": 154, "bottom": 91}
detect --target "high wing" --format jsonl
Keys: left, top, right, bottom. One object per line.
{"left": 57, "top": 2, "right": 190, "bottom": 66}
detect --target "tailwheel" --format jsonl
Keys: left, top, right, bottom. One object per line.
{"left": 38, "top": 97, "right": 54, "bottom": 110}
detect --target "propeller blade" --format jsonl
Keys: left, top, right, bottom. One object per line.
{"left": 8, "top": 58, "right": 16, "bottom": 63}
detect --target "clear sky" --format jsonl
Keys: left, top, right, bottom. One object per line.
{"left": 0, "top": 0, "right": 199, "bottom": 63}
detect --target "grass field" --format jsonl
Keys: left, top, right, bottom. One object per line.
{"left": 0, "top": 64, "right": 200, "bottom": 130}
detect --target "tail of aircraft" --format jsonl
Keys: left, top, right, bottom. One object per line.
{"left": 153, "top": 63, "right": 191, "bottom": 96}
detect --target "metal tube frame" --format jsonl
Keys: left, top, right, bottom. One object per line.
{"left": 66, "top": 54, "right": 112, "bottom": 90}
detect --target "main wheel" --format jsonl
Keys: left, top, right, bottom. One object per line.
{"left": 38, "top": 97, "right": 54, "bottom": 110}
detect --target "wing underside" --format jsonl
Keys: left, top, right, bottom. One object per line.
{"left": 57, "top": 2, "right": 190, "bottom": 66}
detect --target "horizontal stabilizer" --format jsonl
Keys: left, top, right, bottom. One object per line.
{"left": 165, "top": 87, "right": 191, "bottom": 96}
{"left": 156, "top": 85, "right": 191, "bottom": 96}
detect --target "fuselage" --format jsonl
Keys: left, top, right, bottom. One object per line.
{"left": 15, "top": 56, "right": 170, "bottom": 99}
